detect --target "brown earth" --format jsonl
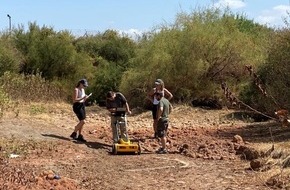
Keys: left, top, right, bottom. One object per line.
{"left": 1, "top": 103, "right": 290, "bottom": 190}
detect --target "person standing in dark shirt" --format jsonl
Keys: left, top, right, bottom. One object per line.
{"left": 106, "top": 91, "right": 131, "bottom": 143}
{"left": 147, "top": 79, "right": 173, "bottom": 138}
{"left": 155, "top": 92, "right": 172, "bottom": 154}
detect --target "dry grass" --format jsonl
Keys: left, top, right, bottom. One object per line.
{"left": 249, "top": 139, "right": 290, "bottom": 188}
{"left": 0, "top": 72, "right": 69, "bottom": 119}
{"left": 2, "top": 82, "right": 290, "bottom": 189}
{"left": 0, "top": 101, "right": 73, "bottom": 121}
{"left": 0, "top": 72, "right": 67, "bottom": 103}
{"left": 0, "top": 137, "right": 41, "bottom": 158}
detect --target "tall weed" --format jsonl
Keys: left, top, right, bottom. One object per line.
{"left": 0, "top": 71, "right": 66, "bottom": 102}
{"left": 0, "top": 85, "right": 10, "bottom": 118}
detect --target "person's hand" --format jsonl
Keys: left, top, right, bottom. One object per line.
{"left": 127, "top": 110, "right": 132, "bottom": 115}
{"left": 84, "top": 95, "right": 91, "bottom": 101}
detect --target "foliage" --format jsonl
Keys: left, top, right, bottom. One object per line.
{"left": 240, "top": 29, "right": 290, "bottom": 113}
{"left": 74, "top": 30, "right": 136, "bottom": 103}
{"left": 0, "top": 71, "right": 66, "bottom": 102}
{"left": 0, "top": 85, "right": 10, "bottom": 118}
{"left": 0, "top": 37, "right": 22, "bottom": 75}
{"left": 120, "top": 69, "right": 151, "bottom": 108}
{"left": 29, "top": 104, "right": 47, "bottom": 115}
{"left": 0, "top": 9, "right": 277, "bottom": 111}
{"left": 120, "top": 8, "right": 271, "bottom": 107}
{"left": 12, "top": 22, "right": 95, "bottom": 89}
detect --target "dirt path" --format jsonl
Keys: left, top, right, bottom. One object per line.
{"left": 0, "top": 104, "right": 286, "bottom": 189}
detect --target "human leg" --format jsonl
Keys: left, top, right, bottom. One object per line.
{"left": 156, "top": 119, "right": 169, "bottom": 154}
{"left": 119, "top": 116, "right": 128, "bottom": 141}
{"left": 70, "top": 120, "right": 84, "bottom": 138}
{"left": 72, "top": 103, "right": 86, "bottom": 141}
{"left": 153, "top": 119, "right": 158, "bottom": 136}
{"left": 160, "top": 136, "right": 166, "bottom": 149}
{"left": 77, "top": 105, "right": 87, "bottom": 142}
{"left": 152, "top": 105, "right": 158, "bottom": 137}
{"left": 110, "top": 116, "right": 118, "bottom": 143}
{"left": 76, "top": 120, "right": 86, "bottom": 142}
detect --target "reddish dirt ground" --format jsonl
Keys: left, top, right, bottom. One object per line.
{"left": 0, "top": 104, "right": 290, "bottom": 190}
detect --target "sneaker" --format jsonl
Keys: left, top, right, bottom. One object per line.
{"left": 77, "top": 134, "right": 87, "bottom": 142}
{"left": 70, "top": 132, "right": 77, "bottom": 139}
{"left": 156, "top": 148, "right": 168, "bottom": 154}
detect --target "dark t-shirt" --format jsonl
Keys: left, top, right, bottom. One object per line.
{"left": 106, "top": 92, "right": 127, "bottom": 115}
{"left": 158, "top": 97, "right": 171, "bottom": 121}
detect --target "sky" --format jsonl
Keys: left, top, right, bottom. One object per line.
{"left": 1, "top": 0, "right": 290, "bottom": 37}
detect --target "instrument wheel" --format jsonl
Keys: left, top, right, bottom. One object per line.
{"left": 112, "top": 144, "right": 118, "bottom": 155}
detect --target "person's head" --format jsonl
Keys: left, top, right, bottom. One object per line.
{"left": 154, "top": 78, "right": 164, "bottom": 90}
{"left": 77, "top": 79, "right": 88, "bottom": 88}
{"left": 106, "top": 91, "right": 116, "bottom": 101}
{"left": 155, "top": 91, "right": 163, "bottom": 101}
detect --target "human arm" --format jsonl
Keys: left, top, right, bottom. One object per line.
{"left": 119, "top": 93, "right": 132, "bottom": 114}
{"left": 164, "top": 88, "right": 173, "bottom": 101}
{"left": 125, "top": 102, "right": 132, "bottom": 115}
{"left": 73, "top": 88, "right": 88, "bottom": 103}
{"left": 116, "top": 92, "right": 131, "bottom": 114}
{"left": 147, "top": 88, "right": 155, "bottom": 103}
{"left": 169, "top": 103, "right": 173, "bottom": 114}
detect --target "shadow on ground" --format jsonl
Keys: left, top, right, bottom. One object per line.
{"left": 41, "top": 133, "right": 71, "bottom": 141}
{"left": 42, "top": 133, "right": 112, "bottom": 152}
{"left": 84, "top": 141, "right": 111, "bottom": 150}
{"left": 222, "top": 111, "right": 272, "bottom": 122}
{"left": 215, "top": 121, "right": 290, "bottom": 143}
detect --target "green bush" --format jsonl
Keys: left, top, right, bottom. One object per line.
{"left": 74, "top": 30, "right": 136, "bottom": 104}
{"left": 240, "top": 29, "right": 290, "bottom": 113}
{"left": 0, "top": 38, "right": 21, "bottom": 75}
{"left": 120, "top": 8, "right": 271, "bottom": 107}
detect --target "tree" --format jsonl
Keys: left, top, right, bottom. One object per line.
{"left": 120, "top": 7, "right": 271, "bottom": 107}
{"left": 0, "top": 33, "right": 22, "bottom": 76}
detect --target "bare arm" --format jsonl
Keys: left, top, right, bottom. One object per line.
{"left": 147, "top": 88, "right": 155, "bottom": 103}
{"left": 164, "top": 88, "right": 173, "bottom": 101}
{"left": 125, "top": 102, "right": 132, "bottom": 114}
{"left": 73, "top": 88, "right": 88, "bottom": 103}
{"left": 169, "top": 103, "right": 173, "bottom": 114}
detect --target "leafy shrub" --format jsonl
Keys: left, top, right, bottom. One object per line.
{"left": 240, "top": 29, "right": 290, "bottom": 113}
{"left": 0, "top": 38, "right": 21, "bottom": 75}
{"left": 120, "top": 8, "right": 271, "bottom": 107}
{"left": 13, "top": 23, "right": 95, "bottom": 87}
{"left": 74, "top": 30, "right": 136, "bottom": 104}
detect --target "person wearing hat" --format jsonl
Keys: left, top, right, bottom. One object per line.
{"left": 147, "top": 79, "right": 173, "bottom": 138}
{"left": 155, "top": 91, "right": 172, "bottom": 154}
{"left": 70, "top": 79, "right": 91, "bottom": 142}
